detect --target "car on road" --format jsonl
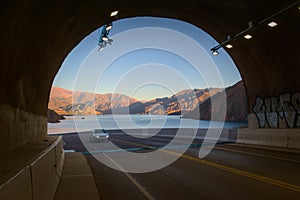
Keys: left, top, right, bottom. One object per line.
{"left": 90, "top": 129, "right": 109, "bottom": 142}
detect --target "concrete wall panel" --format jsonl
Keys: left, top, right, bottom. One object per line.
{"left": 31, "top": 146, "right": 60, "bottom": 200}
{"left": 0, "top": 166, "right": 32, "bottom": 200}
{"left": 0, "top": 137, "right": 64, "bottom": 200}
{"left": 55, "top": 139, "right": 65, "bottom": 177}
{"left": 0, "top": 105, "right": 46, "bottom": 153}
{"left": 237, "top": 129, "right": 290, "bottom": 148}
{"left": 288, "top": 129, "right": 300, "bottom": 149}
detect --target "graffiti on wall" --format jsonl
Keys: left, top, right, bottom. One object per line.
{"left": 253, "top": 93, "right": 300, "bottom": 128}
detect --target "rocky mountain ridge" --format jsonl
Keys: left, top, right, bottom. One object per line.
{"left": 48, "top": 81, "right": 247, "bottom": 121}
{"left": 47, "top": 109, "right": 65, "bottom": 123}
{"left": 183, "top": 81, "right": 248, "bottom": 121}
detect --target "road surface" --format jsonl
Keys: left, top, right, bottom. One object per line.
{"left": 60, "top": 129, "right": 300, "bottom": 200}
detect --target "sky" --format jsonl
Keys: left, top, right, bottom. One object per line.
{"left": 53, "top": 17, "right": 241, "bottom": 100}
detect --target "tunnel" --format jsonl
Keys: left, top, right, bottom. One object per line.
{"left": 0, "top": 0, "right": 299, "bottom": 199}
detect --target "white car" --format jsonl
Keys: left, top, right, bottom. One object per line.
{"left": 90, "top": 129, "right": 109, "bottom": 142}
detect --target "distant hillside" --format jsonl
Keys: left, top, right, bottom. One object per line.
{"left": 48, "top": 87, "right": 138, "bottom": 115}
{"left": 183, "top": 81, "right": 248, "bottom": 121}
{"left": 134, "top": 88, "right": 222, "bottom": 115}
{"left": 47, "top": 109, "right": 65, "bottom": 123}
{"left": 48, "top": 81, "right": 247, "bottom": 121}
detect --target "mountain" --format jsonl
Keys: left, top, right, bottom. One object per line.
{"left": 48, "top": 87, "right": 139, "bottom": 115}
{"left": 99, "top": 88, "right": 223, "bottom": 115}
{"left": 47, "top": 109, "right": 65, "bottom": 123}
{"left": 182, "top": 81, "right": 248, "bottom": 121}
{"left": 48, "top": 81, "right": 247, "bottom": 121}
{"left": 141, "top": 88, "right": 223, "bottom": 115}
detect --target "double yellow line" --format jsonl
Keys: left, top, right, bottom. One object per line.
{"left": 180, "top": 153, "right": 300, "bottom": 192}
{"left": 152, "top": 137, "right": 300, "bottom": 163}
{"left": 111, "top": 138, "right": 300, "bottom": 193}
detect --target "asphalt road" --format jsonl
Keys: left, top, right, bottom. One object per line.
{"left": 61, "top": 129, "right": 300, "bottom": 200}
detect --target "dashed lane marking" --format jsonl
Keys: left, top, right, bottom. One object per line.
{"left": 103, "top": 154, "right": 156, "bottom": 200}
{"left": 86, "top": 142, "right": 155, "bottom": 200}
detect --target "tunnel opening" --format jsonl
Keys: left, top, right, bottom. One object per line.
{"left": 47, "top": 16, "right": 248, "bottom": 136}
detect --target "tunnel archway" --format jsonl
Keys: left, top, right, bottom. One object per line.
{"left": 48, "top": 16, "right": 247, "bottom": 138}
{"left": 0, "top": 0, "right": 299, "bottom": 153}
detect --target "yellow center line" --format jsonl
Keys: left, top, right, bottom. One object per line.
{"left": 214, "top": 146, "right": 300, "bottom": 163}
{"left": 111, "top": 138, "right": 300, "bottom": 193}
{"left": 151, "top": 136, "right": 300, "bottom": 163}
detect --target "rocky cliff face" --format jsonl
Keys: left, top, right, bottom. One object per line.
{"left": 142, "top": 88, "right": 222, "bottom": 115}
{"left": 47, "top": 109, "right": 65, "bottom": 123}
{"left": 48, "top": 81, "right": 247, "bottom": 121}
{"left": 183, "top": 81, "right": 248, "bottom": 121}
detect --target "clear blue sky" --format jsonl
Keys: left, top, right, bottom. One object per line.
{"left": 53, "top": 17, "right": 241, "bottom": 100}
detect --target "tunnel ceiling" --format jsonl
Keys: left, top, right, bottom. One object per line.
{"left": 0, "top": 0, "right": 299, "bottom": 115}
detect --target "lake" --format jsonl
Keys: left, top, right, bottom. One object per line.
{"left": 47, "top": 115, "right": 247, "bottom": 134}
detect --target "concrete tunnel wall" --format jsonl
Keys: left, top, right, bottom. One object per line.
{"left": 0, "top": 0, "right": 299, "bottom": 153}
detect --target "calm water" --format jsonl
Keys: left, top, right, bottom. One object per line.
{"left": 47, "top": 115, "right": 247, "bottom": 134}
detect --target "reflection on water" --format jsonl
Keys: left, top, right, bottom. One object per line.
{"left": 47, "top": 114, "right": 247, "bottom": 134}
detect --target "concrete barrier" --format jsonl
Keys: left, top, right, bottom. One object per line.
{"left": 0, "top": 136, "right": 64, "bottom": 200}
{"left": 287, "top": 129, "right": 300, "bottom": 149}
{"left": 107, "top": 128, "right": 300, "bottom": 149}
{"left": 108, "top": 128, "right": 235, "bottom": 142}
{"left": 237, "top": 128, "right": 300, "bottom": 149}
{"left": 0, "top": 166, "right": 32, "bottom": 200}
{"left": 31, "top": 148, "right": 59, "bottom": 200}
{"left": 128, "top": 128, "right": 299, "bottom": 149}
{"left": 55, "top": 137, "right": 65, "bottom": 177}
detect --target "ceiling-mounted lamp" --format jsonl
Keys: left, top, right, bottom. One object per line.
{"left": 267, "top": 21, "right": 278, "bottom": 27}
{"left": 98, "top": 22, "right": 114, "bottom": 51}
{"left": 212, "top": 50, "right": 219, "bottom": 56}
{"left": 106, "top": 23, "right": 113, "bottom": 31}
{"left": 210, "top": 1, "right": 299, "bottom": 56}
{"left": 110, "top": 10, "right": 119, "bottom": 17}
{"left": 244, "top": 34, "right": 252, "bottom": 39}
{"left": 102, "top": 35, "right": 109, "bottom": 41}
{"left": 225, "top": 44, "right": 233, "bottom": 49}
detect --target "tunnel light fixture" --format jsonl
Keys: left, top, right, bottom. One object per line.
{"left": 98, "top": 22, "right": 114, "bottom": 51}
{"left": 210, "top": 1, "right": 299, "bottom": 56}
{"left": 244, "top": 34, "right": 252, "bottom": 39}
{"left": 110, "top": 10, "right": 119, "bottom": 17}
{"left": 225, "top": 44, "right": 233, "bottom": 49}
{"left": 102, "top": 35, "right": 109, "bottom": 41}
{"left": 106, "top": 23, "right": 113, "bottom": 31}
{"left": 212, "top": 50, "right": 219, "bottom": 56}
{"left": 268, "top": 21, "right": 278, "bottom": 27}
